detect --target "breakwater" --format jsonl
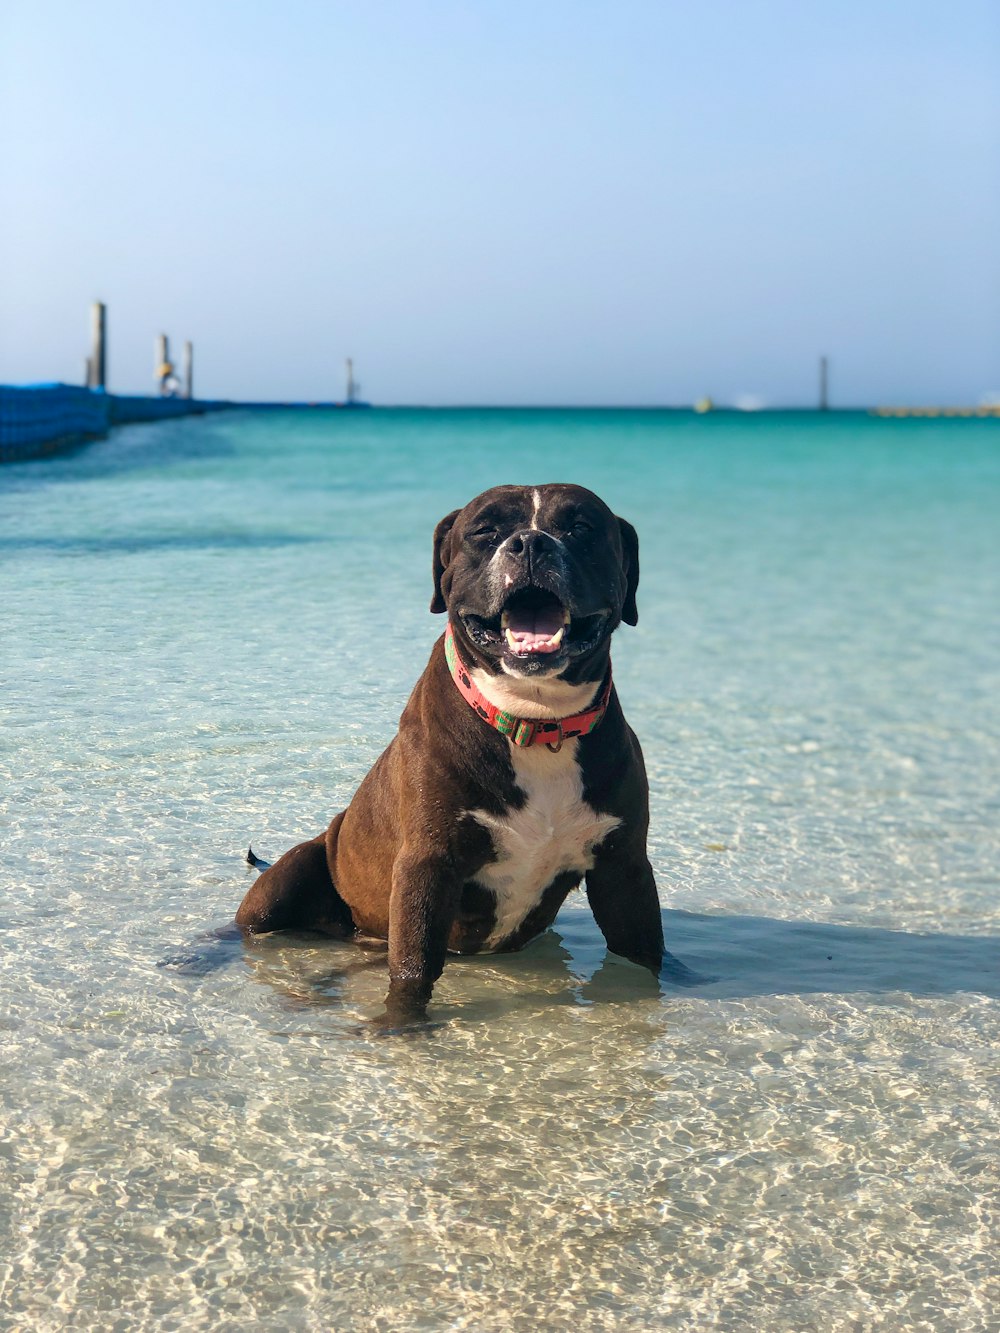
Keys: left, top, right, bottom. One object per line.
{"left": 0, "top": 383, "right": 234, "bottom": 463}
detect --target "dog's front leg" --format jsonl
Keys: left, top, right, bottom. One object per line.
{"left": 378, "top": 848, "right": 460, "bottom": 1028}
{"left": 585, "top": 839, "right": 665, "bottom": 974}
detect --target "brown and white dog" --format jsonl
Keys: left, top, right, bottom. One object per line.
{"left": 237, "top": 483, "right": 678, "bottom": 1025}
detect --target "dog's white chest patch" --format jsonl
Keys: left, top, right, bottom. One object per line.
{"left": 468, "top": 741, "right": 620, "bottom": 950}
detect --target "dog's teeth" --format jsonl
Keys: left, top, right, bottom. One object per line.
{"left": 549, "top": 627, "right": 565, "bottom": 647}
{"left": 501, "top": 610, "right": 510, "bottom": 629}
{"left": 505, "top": 628, "right": 518, "bottom": 649}
{"left": 562, "top": 610, "right": 571, "bottom": 625}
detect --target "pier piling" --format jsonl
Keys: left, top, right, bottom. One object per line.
{"left": 87, "top": 302, "right": 107, "bottom": 390}
{"left": 156, "top": 334, "right": 174, "bottom": 396}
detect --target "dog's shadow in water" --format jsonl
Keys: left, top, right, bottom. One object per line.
{"left": 656, "top": 907, "right": 1000, "bottom": 1001}
{"left": 160, "top": 904, "right": 1000, "bottom": 1013}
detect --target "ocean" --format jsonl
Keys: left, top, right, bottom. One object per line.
{"left": 2, "top": 408, "right": 998, "bottom": 1330}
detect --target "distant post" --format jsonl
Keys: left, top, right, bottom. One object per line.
{"left": 156, "top": 334, "right": 174, "bottom": 396}
{"left": 819, "top": 355, "right": 829, "bottom": 411}
{"left": 88, "top": 301, "right": 107, "bottom": 390}
{"left": 182, "top": 341, "right": 193, "bottom": 399}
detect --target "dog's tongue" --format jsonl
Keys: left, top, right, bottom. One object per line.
{"left": 505, "top": 604, "right": 565, "bottom": 654}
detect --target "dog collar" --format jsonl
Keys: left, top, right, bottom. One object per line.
{"left": 444, "top": 622, "right": 613, "bottom": 751}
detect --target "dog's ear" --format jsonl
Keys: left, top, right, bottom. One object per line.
{"left": 430, "top": 508, "right": 461, "bottom": 613}
{"left": 617, "top": 517, "right": 640, "bottom": 626}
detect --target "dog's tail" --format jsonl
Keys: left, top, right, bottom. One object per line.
{"left": 246, "top": 845, "right": 272, "bottom": 871}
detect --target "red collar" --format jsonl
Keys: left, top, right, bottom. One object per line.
{"left": 444, "top": 622, "right": 613, "bottom": 752}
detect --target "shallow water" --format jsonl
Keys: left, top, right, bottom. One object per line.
{"left": 2, "top": 409, "right": 998, "bottom": 1330}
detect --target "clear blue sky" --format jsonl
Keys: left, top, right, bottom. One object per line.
{"left": 2, "top": 1, "right": 998, "bottom": 406}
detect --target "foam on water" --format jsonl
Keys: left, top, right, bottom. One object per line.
{"left": 1, "top": 409, "right": 998, "bottom": 1330}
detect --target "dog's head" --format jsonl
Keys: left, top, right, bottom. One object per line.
{"left": 430, "top": 483, "right": 639, "bottom": 681}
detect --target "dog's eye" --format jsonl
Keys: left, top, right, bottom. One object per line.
{"left": 471, "top": 526, "right": 498, "bottom": 541}
{"left": 570, "top": 520, "right": 593, "bottom": 536}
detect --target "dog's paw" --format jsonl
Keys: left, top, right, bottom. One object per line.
{"left": 660, "top": 954, "right": 718, "bottom": 988}
{"left": 362, "top": 1009, "right": 446, "bottom": 1039}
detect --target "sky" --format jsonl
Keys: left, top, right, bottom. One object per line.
{"left": 1, "top": 1, "right": 998, "bottom": 406}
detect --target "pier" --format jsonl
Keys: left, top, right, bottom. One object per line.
{"left": 870, "top": 406, "right": 1000, "bottom": 418}
{"left": 0, "top": 303, "right": 378, "bottom": 463}
{"left": 0, "top": 303, "right": 235, "bottom": 463}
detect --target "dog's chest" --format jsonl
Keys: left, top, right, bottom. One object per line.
{"left": 467, "top": 742, "right": 620, "bottom": 950}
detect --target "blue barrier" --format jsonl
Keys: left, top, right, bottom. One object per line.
{"left": 110, "top": 395, "right": 216, "bottom": 424}
{"left": 0, "top": 383, "right": 232, "bottom": 462}
{"left": 0, "top": 383, "right": 110, "bottom": 460}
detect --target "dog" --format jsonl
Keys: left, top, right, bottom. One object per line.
{"left": 236, "top": 482, "right": 674, "bottom": 1025}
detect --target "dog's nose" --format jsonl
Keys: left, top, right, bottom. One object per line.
{"left": 506, "top": 529, "right": 556, "bottom": 563}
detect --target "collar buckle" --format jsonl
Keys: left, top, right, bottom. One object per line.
{"left": 511, "top": 719, "right": 537, "bottom": 747}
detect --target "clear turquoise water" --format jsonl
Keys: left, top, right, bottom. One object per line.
{"left": 2, "top": 409, "right": 998, "bottom": 1330}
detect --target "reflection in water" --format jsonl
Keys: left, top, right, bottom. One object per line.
{"left": 164, "top": 902, "right": 1000, "bottom": 1015}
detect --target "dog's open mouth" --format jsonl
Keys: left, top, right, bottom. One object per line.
{"left": 462, "top": 588, "right": 608, "bottom": 660}
{"left": 501, "top": 588, "right": 568, "bottom": 655}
